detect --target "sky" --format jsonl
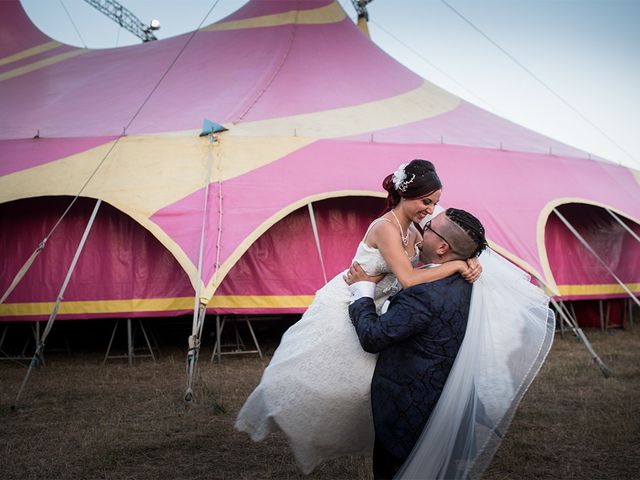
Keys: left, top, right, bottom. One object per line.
{"left": 20, "top": 0, "right": 640, "bottom": 169}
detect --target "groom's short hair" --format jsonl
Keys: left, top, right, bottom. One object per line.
{"left": 441, "top": 208, "right": 487, "bottom": 259}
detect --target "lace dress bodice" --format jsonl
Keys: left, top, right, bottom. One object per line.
{"left": 353, "top": 241, "right": 392, "bottom": 276}
{"left": 352, "top": 240, "right": 420, "bottom": 309}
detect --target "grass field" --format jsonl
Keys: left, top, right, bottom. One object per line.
{"left": 1, "top": 325, "right": 638, "bottom": 480}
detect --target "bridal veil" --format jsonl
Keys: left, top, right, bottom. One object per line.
{"left": 397, "top": 249, "right": 555, "bottom": 479}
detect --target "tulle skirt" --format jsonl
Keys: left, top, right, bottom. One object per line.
{"left": 236, "top": 249, "right": 554, "bottom": 478}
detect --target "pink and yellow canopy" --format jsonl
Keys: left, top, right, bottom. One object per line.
{"left": 1, "top": 0, "right": 638, "bottom": 319}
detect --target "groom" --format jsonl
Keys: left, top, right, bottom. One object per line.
{"left": 346, "top": 208, "right": 487, "bottom": 479}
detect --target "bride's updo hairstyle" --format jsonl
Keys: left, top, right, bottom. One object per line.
{"left": 382, "top": 159, "right": 442, "bottom": 213}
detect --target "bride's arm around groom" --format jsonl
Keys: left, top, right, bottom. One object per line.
{"left": 347, "top": 208, "right": 487, "bottom": 480}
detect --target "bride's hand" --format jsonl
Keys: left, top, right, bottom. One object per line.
{"left": 461, "top": 257, "right": 482, "bottom": 283}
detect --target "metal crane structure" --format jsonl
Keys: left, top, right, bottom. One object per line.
{"left": 82, "top": 0, "right": 159, "bottom": 42}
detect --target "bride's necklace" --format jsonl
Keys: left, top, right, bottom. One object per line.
{"left": 390, "top": 210, "right": 410, "bottom": 247}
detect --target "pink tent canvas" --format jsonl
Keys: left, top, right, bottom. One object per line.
{"left": 1, "top": 0, "right": 638, "bottom": 321}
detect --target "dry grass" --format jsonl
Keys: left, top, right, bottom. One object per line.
{"left": 1, "top": 327, "right": 639, "bottom": 480}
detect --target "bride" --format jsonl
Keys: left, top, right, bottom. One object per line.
{"left": 235, "top": 160, "right": 476, "bottom": 466}
{"left": 235, "top": 160, "right": 554, "bottom": 478}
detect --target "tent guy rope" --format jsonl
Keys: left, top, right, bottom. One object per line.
{"left": 606, "top": 208, "right": 640, "bottom": 243}
{"left": 7, "top": 0, "right": 224, "bottom": 406}
{"left": 1, "top": 0, "right": 221, "bottom": 307}
{"left": 439, "top": 0, "right": 638, "bottom": 167}
{"left": 534, "top": 276, "right": 611, "bottom": 378}
{"left": 13, "top": 199, "right": 102, "bottom": 408}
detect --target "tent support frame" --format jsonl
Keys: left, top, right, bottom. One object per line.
{"left": 535, "top": 277, "right": 611, "bottom": 378}
{"left": 185, "top": 136, "right": 217, "bottom": 403}
{"left": 103, "top": 318, "right": 156, "bottom": 366}
{"left": 0, "top": 322, "right": 40, "bottom": 364}
{"left": 211, "top": 315, "right": 263, "bottom": 362}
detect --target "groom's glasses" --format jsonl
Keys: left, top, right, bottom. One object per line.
{"left": 425, "top": 220, "right": 452, "bottom": 247}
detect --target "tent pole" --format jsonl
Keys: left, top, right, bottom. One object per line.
{"left": 139, "top": 320, "right": 156, "bottom": 362}
{"left": 553, "top": 208, "right": 640, "bottom": 309}
{"left": 558, "top": 300, "right": 571, "bottom": 338}
{"left": 35, "top": 322, "right": 43, "bottom": 366}
{"left": 127, "top": 318, "right": 133, "bottom": 367}
{"left": 103, "top": 320, "right": 119, "bottom": 364}
{"left": 554, "top": 295, "right": 610, "bottom": 378}
{"left": 557, "top": 300, "right": 578, "bottom": 338}
{"left": 0, "top": 324, "right": 7, "bottom": 351}
{"left": 606, "top": 208, "right": 640, "bottom": 243}
{"left": 552, "top": 298, "right": 578, "bottom": 337}
{"left": 534, "top": 276, "right": 610, "bottom": 378}
{"left": 185, "top": 136, "right": 215, "bottom": 402}
{"left": 599, "top": 300, "right": 605, "bottom": 334}
{"left": 215, "top": 315, "right": 222, "bottom": 363}
{"left": 569, "top": 302, "right": 578, "bottom": 326}
{"left": 307, "top": 203, "right": 328, "bottom": 284}
{"left": 13, "top": 199, "right": 102, "bottom": 408}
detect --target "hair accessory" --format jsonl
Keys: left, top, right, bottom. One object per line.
{"left": 392, "top": 163, "right": 416, "bottom": 193}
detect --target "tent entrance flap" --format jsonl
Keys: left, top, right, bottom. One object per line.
{"left": 553, "top": 208, "right": 640, "bottom": 308}
{"left": 606, "top": 208, "right": 640, "bottom": 243}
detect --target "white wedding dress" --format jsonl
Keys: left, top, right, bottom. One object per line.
{"left": 236, "top": 218, "right": 555, "bottom": 478}
{"left": 235, "top": 225, "right": 417, "bottom": 473}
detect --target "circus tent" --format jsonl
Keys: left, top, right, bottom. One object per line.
{"left": 1, "top": 0, "right": 639, "bottom": 326}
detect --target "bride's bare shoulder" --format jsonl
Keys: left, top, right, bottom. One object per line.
{"left": 363, "top": 216, "right": 394, "bottom": 247}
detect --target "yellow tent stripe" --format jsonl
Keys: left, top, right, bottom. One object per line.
{"left": 0, "top": 297, "right": 193, "bottom": 317}
{"left": 0, "top": 48, "right": 88, "bottom": 82}
{"left": 208, "top": 295, "right": 314, "bottom": 309}
{"left": 204, "top": 2, "right": 345, "bottom": 32}
{"left": 557, "top": 283, "right": 640, "bottom": 297}
{"left": 1, "top": 284, "right": 635, "bottom": 317}
{"left": 0, "top": 40, "right": 62, "bottom": 66}
{"left": 0, "top": 295, "right": 315, "bottom": 317}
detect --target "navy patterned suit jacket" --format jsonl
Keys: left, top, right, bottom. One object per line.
{"left": 349, "top": 273, "right": 472, "bottom": 460}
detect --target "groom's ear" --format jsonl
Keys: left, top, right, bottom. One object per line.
{"left": 435, "top": 241, "right": 450, "bottom": 256}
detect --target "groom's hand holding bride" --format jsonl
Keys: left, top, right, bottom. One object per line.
{"left": 343, "top": 262, "right": 384, "bottom": 286}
